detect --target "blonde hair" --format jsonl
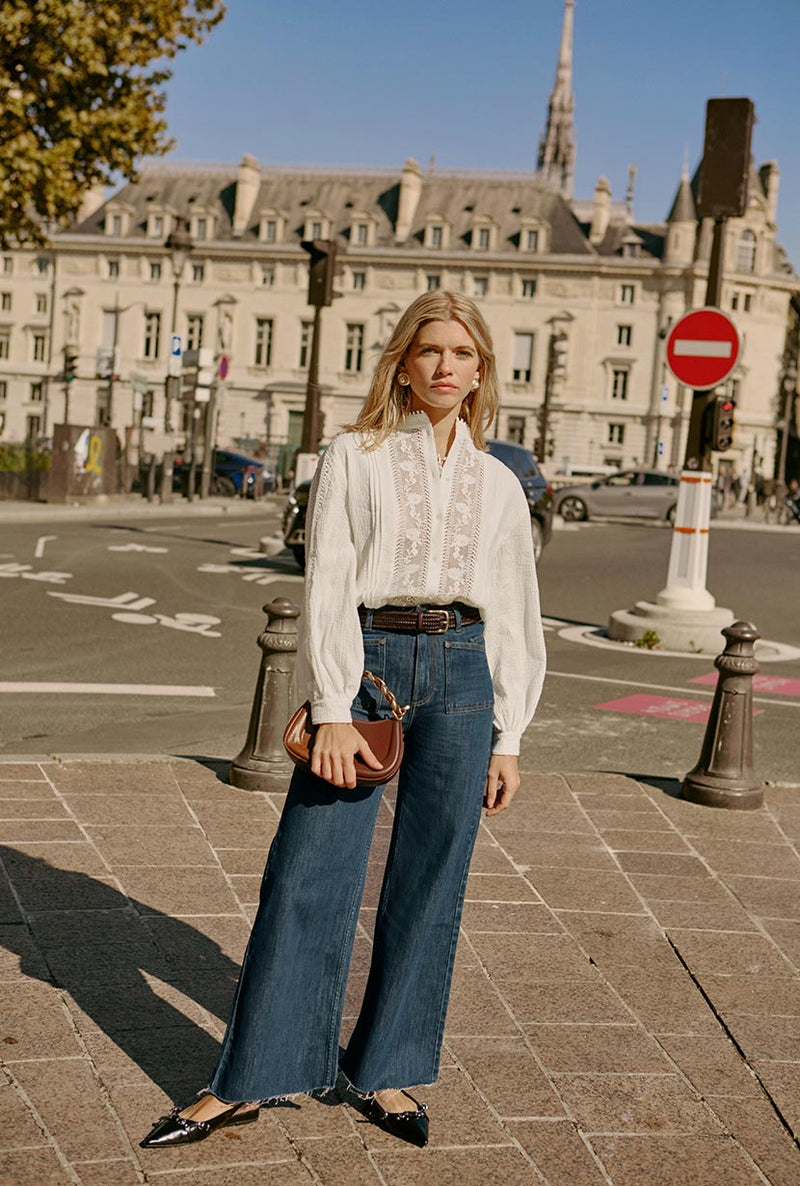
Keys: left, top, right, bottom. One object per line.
{"left": 347, "top": 291, "right": 499, "bottom": 450}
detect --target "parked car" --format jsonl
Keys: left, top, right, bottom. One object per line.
{"left": 553, "top": 468, "right": 680, "bottom": 523}
{"left": 173, "top": 448, "right": 274, "bottom": 498}
{"left": 282, "top": 438, "right": 554, "bottom": 569}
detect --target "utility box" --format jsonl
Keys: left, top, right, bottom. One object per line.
{"left": 47, "top": 424, "right": 119, "bottom": 502}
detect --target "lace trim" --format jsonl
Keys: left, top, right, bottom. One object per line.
{"left": 389, "top": 429, "right": 432, "bottom": 594}
{"left": 438, "top": 440, "right": 482, "bottom": 599}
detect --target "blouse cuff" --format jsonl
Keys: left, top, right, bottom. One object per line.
{"left": 491, "top": 729, "right": 521, "bottom": 756}
{"left": 311, "top": 697, "right": 355, "bottom": 725}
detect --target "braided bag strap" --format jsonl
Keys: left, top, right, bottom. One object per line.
{"left": 362, "top": 670, "right": 410, "bottom": 721}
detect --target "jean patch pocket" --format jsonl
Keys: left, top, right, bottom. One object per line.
{"left": 353, "top": 635, "right": 387, "bottom": 718}
{"left": 444, "top": 637, "right": 494, "bottom": 714}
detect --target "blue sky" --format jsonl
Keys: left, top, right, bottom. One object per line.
{"left": 157, "top": 0, "right": 800, "bottom": 265}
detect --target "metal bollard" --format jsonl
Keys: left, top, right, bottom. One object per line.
{"left": 682, "top": 620, "right": 764, "bottom": 810}
{"left": 230, "top": 598, "right": 301, "bottom": 792}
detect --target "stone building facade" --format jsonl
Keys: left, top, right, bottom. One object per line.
{"left": 0, "top": 0, "right": 796, "bottom": 481}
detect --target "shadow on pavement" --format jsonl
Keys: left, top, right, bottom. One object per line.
{"left": 0, "top": 845, "right": 239, "bottom": 1103}
{"left": 616, "top": 772, "right": 683, "bottom": 799}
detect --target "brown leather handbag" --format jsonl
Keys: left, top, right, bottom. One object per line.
{"left": 283, "top": 671, "right": 408, "bottom": 786}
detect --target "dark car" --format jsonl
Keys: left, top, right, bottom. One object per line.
{"left": 173, "top": 448, "right": 274, "bottom": 497}
{"left": 283, "top": 439, "right": 554, "bottom": 569}
{"left": 554, "top": 468, "right": 680, "bottom": 523}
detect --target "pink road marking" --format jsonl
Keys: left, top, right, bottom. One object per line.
{"left": 689, "top": 673, "right": 800, "bottom": 696}
{"left": 594, "top": 694, "right": 764, "bottom": 722}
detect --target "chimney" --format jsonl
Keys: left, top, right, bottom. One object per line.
{"left": 76, "top": 182, "right": 107, "bottom": 224}
{"left": 759, "top": 160, "right": 780, "bottom": 225}
{"left": 232, "top": 154, "right": 261, "bottom": 238}
{"left": 395, "top": 158, "right": 423, "bottom": 244}
{"left": 589, "top": 176, "right": 611, "bottom": 244}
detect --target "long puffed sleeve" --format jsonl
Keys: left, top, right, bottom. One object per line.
{"left": 480, "top": 477, "right": 546, "bottom": 755}
{"left": 298, "top": 438, "right": 364, "bottom": 723}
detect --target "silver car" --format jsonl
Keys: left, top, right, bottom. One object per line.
{"left": 555, "top": 469, "right": 680, "bottom": 523}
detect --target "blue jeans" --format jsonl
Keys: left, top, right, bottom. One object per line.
{"left": 209, "top": 612, "right": 494, "bottom": 1101}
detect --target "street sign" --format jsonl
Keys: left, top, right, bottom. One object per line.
{"left": 219, "top": 355, "right": 229, "bottom": 380}
{"left": 171, "top": 334, "right": 182, "bottom": 357}
{"left": 665, "top": 308, "right": 740, "bottom": 390}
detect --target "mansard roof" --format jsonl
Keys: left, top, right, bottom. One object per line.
{"left": 68, "top": 162, "right": 594, "bottom": 256}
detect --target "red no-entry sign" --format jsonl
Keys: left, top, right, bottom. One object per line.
{"left": 666, "top": 308, "right": 740, "bottom": 390}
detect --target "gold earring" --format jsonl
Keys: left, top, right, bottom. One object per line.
{"left": 397, "top": 373, "right": 410, "bottom": 386}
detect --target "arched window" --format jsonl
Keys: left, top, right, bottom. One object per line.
{"left": 736, "top": 230, "right": 757, "bottom": 273}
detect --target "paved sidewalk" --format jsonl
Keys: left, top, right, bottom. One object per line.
{"left": 1, "top": 760, "right": 799, "bottom": 1185}
{"left": 0, "top": 493, "right": 284, "bottom": 524}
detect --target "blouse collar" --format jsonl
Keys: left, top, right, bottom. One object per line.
{"left": 399, "top": 412, "right": 474, "bottom": 450}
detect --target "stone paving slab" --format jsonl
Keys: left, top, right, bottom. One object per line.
{"left": 0, "top": 758, "right": 798, "bottom": 1184}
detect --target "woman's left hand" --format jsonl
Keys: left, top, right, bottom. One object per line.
{"left": 484, "top": 755, "right": 520, "bottom": 815}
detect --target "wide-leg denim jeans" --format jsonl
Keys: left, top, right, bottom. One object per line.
{"left": 209, "top": 613, "right": 494, "bottom": 1101}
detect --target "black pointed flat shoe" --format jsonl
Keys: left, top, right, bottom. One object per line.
{"left": 365, "top": 1091, "right": 429, "bottom": 1148}
{"left": 140, "top": 1101, "right": 260, "bottom": 1149}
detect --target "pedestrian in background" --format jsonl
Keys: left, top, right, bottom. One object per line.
{"left": 141, "top": 291, "right": 546, "bottom": 1151}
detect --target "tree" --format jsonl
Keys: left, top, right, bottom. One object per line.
{"left": 0, "top": 0, "right": 226, "bottom": 247}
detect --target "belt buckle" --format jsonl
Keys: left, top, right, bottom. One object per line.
{"left": 425, "top": 609, "right": 450, "bottom": 634}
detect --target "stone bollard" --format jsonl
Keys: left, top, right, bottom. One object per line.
{"left": 682, "top": 620, "right": 764, "bottom": 810}
{"left": 230, "top": 598, "right": 301, "bottom": 793}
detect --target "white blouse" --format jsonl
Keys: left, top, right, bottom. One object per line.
{"left": 296, "top": 412, "right": 546, "bottom": 755}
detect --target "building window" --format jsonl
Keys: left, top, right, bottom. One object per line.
{"left": 30, "top": 382, "right": 43, "bottom": 402}
{"left": 619, "top": 284, "right": 635, "bottom": 305}
{"left": 32, "top": 333, "right": 47, "bottom": 362}
{"left": 617, "top": 325, "right": 632, "bottom": 346}
{"left": 192, "top": 263, "right": 205, "bottom": 283}
{"left": 608, "top": 423, "right": 625, "bottom": 444}
{"left": 2, "top": 258, "right": 12, "bottom": 275}
{"left": 310, "top": 221, "right": 322, "bottom": 240}
{"left": 426, "top": 274, "right": 441, "bottom": 292}
{"left": 611, "top": 369, "right": 629, "bottom": 400}
{"left": 521, "top": 279, "right": 536, "bottom": 299}
{"left": 26, "top": 414, "right": 42, "bottom": 439}
{"left": 0, "top": 332, "right": 9, "bottom": 359}
{"left": 622, "top": 242, "right": 640, "bottom": 258}
{"left": 150, "top": 215, "right": 164, "bottom": 238}
{"left": 186, "top": 314, "right": 204, "bottom": 352}
{"left": 149, "top": 261, "right": 162, "bottom": 282}
{"left": 345, "top": 323, "right": 364, "bottom": 373}
{"left": 743, "top": 293, "right": 752, "bottom": 312}
{"left": 429, "top": 225, "right": 443, "bottom": 249}
{"left": 299, "top": 320, "right": 312, "bottom": 368}
{"left": 108, "top": 259, "right": 120, "bottom": 279}
{"left": 263, "top": 219, "right": 277, "bottom": 243}
{"left": 352, "top": 271, "right": 366, "bottom": 291}
{"left": 143, "top": 312, "right": 161, "bottom": 359}
{"left": 37, "top": 258, "right": 49, "bottom": 276}
{"left": 736, "top": 230, "right": 757, "bottom": 273}
{"left": 35, "top": 293, "right": 48, "bottom": 315}
{"left": 507, "top": 415, "right": 525, "bottom": 444}
{"left": 512, "top": 332, "right": 534, "bottom": 382}
{"left": 476, "top": 227, "right": 490, "bottom": 250}
{"left": 196, "top": 218, "right": 208, "bottom": 241}
{"left": 254, "top": 318, "right": 274, "bottom": 367}
{"left": 525, "top": 229, "right": 540, "bottom": 252}
{"left": 261, "top": 265, "right": 275, "bottom": 287}
{"left": 355, "top": 223, "right": 369, "bottom": 246}
{"left": 0, "top": 380, "right": 6, "bottom": 400}
{"left": 0, "top": 293, "right": 10, "bottom": 311}
{"left": 472, "top": 276, "right": 488, "bottom": 297}
{"left": 111, "top": 215, "right": 122, "bottom": 236}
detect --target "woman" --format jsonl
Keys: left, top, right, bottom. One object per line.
{"left": 141, "top": 291, "right": 546, "bottom": 1150}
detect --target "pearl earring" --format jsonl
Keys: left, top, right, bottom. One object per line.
{"left": 471, "top": 376, "right": 480, "bottom": 390}
{"left": 397, "top": 373, "right": 410, "bottom": 386}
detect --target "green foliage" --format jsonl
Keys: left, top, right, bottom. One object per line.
{"left": 0, "top": 442, "right": 51, "bottom": 472}
{"left": 0, "top": 0, "right": 226, "bottom": 247}
{"left": 634, "top": 629, "right": 662, "bottom": 650}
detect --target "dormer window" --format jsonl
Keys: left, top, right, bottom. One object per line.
{"left": 472, "top": 218, "right": 496, "bottom": 252}
{"left": 104, "top": 206, "right": 131, "bottom": 237}
{"left": 354, "top": 222, "right": 369, "bottom": 246}
{"left": 195, "top": 217, "right": 208, "bottom": 241}
{"left": 519, "top": 220, "right": 547, "bottom": 254}
{"left": 258, "top": 211, "right": 284, "bottom": 243}
{"left": 622, "top": 240, "right": 641, "bottom": 259}
{"left": 424, "top": 218, "right": 447, "bottom": 249}
{"left": 304, "top": 213, "right": 329, "bottom": 241}
{"left": 148, "top": 214, "right": 165, "bottom": 239}
{"left": 525, "top": 229, "right": 539, "bottom": 252}
{"left": 736, "top": 230, "right": 757, "bottom": 273}
{"left": 263, "top": 219, "right": 277, "bottom": 242}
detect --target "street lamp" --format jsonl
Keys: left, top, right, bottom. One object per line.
{"left": 159, "top": 217, "right": 193, "bottom": 501}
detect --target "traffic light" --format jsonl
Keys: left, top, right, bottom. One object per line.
{"left": 709, "top": 395, "right": 736, "bottom": 452}
{"left": 64, "top": 347, "right": 79, "bottom": 382}
{"left": 548, "top": 331, "right": 568, "bottom": 381}
{"left": 301, "top": 239, "right": 338, "bottom": 307}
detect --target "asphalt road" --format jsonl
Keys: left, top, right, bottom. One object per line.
{"left": 2, "top": 509, "right": 799, "bottom": 785}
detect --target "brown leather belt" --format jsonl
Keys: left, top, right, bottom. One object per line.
{"left": 358, "top": 605, "right": 482, "bottom": 635}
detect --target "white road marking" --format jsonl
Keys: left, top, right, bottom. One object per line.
{"left": 108, "top": 543, "right": 169, "bottom": 553}
{"left": 0, "top": 682, "right": 215, "bottom": 697}
{"left": 673, "top": 339, "right": 732, "bottom": 358}
{"left": 34, "top": 535, "right": 57, "bottom": 559}
{"left": 547, "top": 669, "right": 799, "bottom": 708}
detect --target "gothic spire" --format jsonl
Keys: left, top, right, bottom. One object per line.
{"left": 536, "top": 0, "right": 576, "bottom": 199}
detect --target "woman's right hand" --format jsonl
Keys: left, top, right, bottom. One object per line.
{"left": 311, "top": 722, "right": 382, "bottom": 789}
